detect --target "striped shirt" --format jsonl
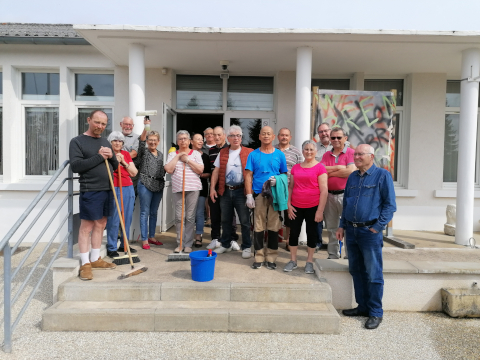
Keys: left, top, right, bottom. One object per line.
{"left": 275, "top": 144, "right": 304, "bottom": 183}
{"left": 166, "top": 150, "right": 203, "bottom": 193}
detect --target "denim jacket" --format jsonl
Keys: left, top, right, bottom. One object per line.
{"left": 339, "top": 164, "right": 396, "bottom": 233}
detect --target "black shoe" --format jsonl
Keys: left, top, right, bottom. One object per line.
{"left": 118, "top": 247, "right": 137, "bottom": 253}
{"left": 251, "top": 262, "right": 262, "bottom": 269}
{"left": 107, "top": 250, "right": 119, "bottom": 258}
{"left": 266, "top": 262, "right": 277, "bottom": 270}
{"left": 365, "top": 316, "right": 383, "bottom": 329}
{"left": 231, "top": 233, "right": 239, "bottom": 241}
{"left": 342, "top": 308, "right": 369, "bottom": 317}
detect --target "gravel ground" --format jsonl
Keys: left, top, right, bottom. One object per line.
{"left": 1, "top": 246, "right": 480, "bottom": 359}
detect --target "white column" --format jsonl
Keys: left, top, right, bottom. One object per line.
{"left": 294, "top": 47, "right": 312, "bottom": 148}
{"left": 294, "top": 47, "right": 312, "bottom": 244}
{"left": 456, "top": 48, "right": 480, "bottom": 245}
{"left": 129, "top": 43, "right": 145, "bottom": 135}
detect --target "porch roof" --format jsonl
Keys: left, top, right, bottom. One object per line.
{"left": 74, "top": 25, "right": 480, "bottom": 77}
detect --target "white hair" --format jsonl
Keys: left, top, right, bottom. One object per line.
{"left": 107, "top": 131, "right": 125, "bottom": 143}
{"left": 302, "top": 139, "right": 317, "bottom": 151}
{"left": 227, "top": 125, "right": 243, "bottom": 136}
{"left": 176, "top": 130, "right": 191, "bottom": 140}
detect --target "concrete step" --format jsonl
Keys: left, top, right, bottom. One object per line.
{"left": 58, "top": 281, "right": 332, "bottom": 303}
{"left": 43, "top": 300, "right": 340, "bottom": 334}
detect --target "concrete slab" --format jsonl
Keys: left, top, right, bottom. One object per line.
{"left": 155, "top": 308, "right": 229, "bottom": 332}
{"left": 408, "top": 261, "right": 480, "bottom": 274}
{"left": 161, "top": 282, "right": 231, "bottom": 301}
{"left": 231, "top": 283, "right": 331, "bottom": 303}
{"left": 58, "top": 282, "right": 161, "bottom": 301}
{"left": 315, "top": 259, "right": 349, "bottom": 272}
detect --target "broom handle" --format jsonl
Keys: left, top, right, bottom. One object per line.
{"left": 106, "top": 159, "right": 134, "bottom": 268}
{"left": 179, "top": 163, "right": 186, "bottom": 251}
{"left": 118, "top": 167, "right": 126, "bottom": 250}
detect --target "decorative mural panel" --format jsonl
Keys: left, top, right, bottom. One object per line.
{"left": 312, "top": 89, "right": 396, "bottom": 178}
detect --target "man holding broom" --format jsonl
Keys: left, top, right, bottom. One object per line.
{"left": 69, "top": 110, "right": 118, "bottom": 280}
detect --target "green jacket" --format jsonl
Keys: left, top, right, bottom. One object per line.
{"left": 272, "top": 174, "right": 289, "bottom": 211}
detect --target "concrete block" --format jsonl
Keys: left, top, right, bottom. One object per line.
{"left": 155, "top": 308, "right": 229, "bottom": 331}
{"left": 52, "top": 257, "right": 79, "bottom": 302}
{"left": 409, "top": 261, "right": 480, "bottom": 274}
{"left": 442, "top": 287, "right": 480, "bottom": 317}
{"left": 228, "top": 306, "right": 340, "bottom": 334}
{"left": 58, "top": 282, "right": 161, "bottom": 301}
{"left": 161, "top": 282, "right": 230, "bottom": 301}
{"left": 230, "top": 283, "right": 331, "bottom": 303}
{"left": 42, "top": 302, "right": 155, "bottom": 331}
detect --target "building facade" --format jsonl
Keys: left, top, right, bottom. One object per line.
{"left": 1, "top": 23, "right": 480, "bottom": 244}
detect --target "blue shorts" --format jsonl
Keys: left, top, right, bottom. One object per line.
{"left": 79, "top": 191, "right": 114, "bottom": 221}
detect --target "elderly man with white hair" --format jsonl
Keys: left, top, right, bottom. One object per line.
{"left": 210, "top": 125, "right": 254, "bottom": 258}
{"left": 336, "top": 144, "right": 396, "bottom": 330}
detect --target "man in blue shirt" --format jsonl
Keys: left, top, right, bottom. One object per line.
{"left": 245, "top": 126, "right": 288, "bottom": 270}
{"left": 336, "top": 144, "right": 396, "bottom": 330}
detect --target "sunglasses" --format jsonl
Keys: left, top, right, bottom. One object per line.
{"left": 330, "top": 136, "right": 344, "bottom": 140}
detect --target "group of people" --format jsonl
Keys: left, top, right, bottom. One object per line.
{"left": 69, "top": 110, "right": 396, "bottom": 330}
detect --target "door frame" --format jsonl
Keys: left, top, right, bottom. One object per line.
{"left": 161, "top": 103, "right": 177, "bottom": 232}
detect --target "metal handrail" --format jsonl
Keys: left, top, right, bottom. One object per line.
{"left": 1, "top": 160, "right": 76, "bottom": 353}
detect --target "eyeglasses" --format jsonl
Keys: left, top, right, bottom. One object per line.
{"left": 354, "top": 152, "right": 373, "bottom": 157}
{"left": 122, "top": 124, "right": 134, "bottom": 127}
{"left": 228, "top": 134, "right": 242, "bottom": 138}
{"left": 318, "top": 130, "right": 330, "bottom": 134}
{"left": 330, "top": 136, "right": 344, "bottom": 140}
{"left": 177, "top": 137, "right": 189, "bottom": 141}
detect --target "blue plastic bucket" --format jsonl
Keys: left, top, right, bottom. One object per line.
{"left": 189, "top": 250, "right": 217, "bottom": 282}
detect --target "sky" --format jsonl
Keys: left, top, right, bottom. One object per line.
{"left": 2, "top": 0, "right": 480, "bottom": 32}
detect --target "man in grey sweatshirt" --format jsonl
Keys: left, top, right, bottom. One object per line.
{"left": 69, "top": 110, "right": 119, "bottom": 280}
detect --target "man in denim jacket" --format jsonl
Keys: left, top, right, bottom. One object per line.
{"left": 336, "top": 144, "right": 396, "bottom": 330}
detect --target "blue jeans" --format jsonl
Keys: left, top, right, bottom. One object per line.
{"left": 219, "top": 188, "right": 251, "bottom": 250}
{"left": 346, "top": 224, "right": 384, "bottom": 317}
{"left": 106, "top": 185, "right": 135, "bottom": 252}
{"left": 138, "top": 180, "right": 163, "bottom": 240}
{"left": 195, "top": 196, "right": 207, "bottom": 235}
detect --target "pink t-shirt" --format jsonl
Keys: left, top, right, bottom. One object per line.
{"left": 321, "top": 147, "right": 355, "bottom": 190}
{"left": 291, "top": 163, "right": 327, "bottom": 208}
{"left": 166, "top": 150, "right": 203, "bottom": 193}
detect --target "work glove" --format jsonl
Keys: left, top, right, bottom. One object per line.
{"left": 246, "top": 194, "right": 255, "bottom": 209}
{"left": 269, "top": 176, "right": 276, "bottom": 187}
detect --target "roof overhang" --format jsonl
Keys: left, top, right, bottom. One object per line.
{"left": 74, "top": 25, "right": 480, "bottom": 77}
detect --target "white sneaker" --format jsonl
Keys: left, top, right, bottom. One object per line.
{"left": 207, "top": 239, "right": 221, "bottom": 249}
{"left": 242, "top": 248, "right": 252, "bottom": 259}
{"left": 230, "top": 241, "right": 240, "bottom": 251}
{"left": 216, "top": 246, "right": 232, "bottom": 254}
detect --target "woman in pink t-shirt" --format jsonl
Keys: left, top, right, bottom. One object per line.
{"left": 285, "top": 140, "right": 328, "bottom": 274}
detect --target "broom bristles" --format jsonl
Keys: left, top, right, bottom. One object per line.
{"left": 117, "top": 266, "right": 148, "bottom": 280}
{"left": 112, "top": 255, "right": 141, "bottom": 265}
{"left": 167, "top": 252, "right": 190, "bottom": 262}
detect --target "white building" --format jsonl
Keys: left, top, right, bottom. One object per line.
{"left": 1, "top": 23, "right": 480, "bottom": 245}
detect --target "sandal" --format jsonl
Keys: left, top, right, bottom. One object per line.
{"left": 194, "top": 235, "right": 203, "bottom": 248}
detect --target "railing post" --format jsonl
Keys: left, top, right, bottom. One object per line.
{"left": 3, "top": 244, "right": 12, "bottom": 353}
{"left": 67, "top": 166, "right": 73, "bottom": 259}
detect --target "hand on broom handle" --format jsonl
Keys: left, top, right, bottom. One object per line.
{"left": 118, "top": 167, "right": 126, "bottom": 252}
{"left": 105, "top": 160, "right": 134, "bottom": 268}
{"left": 179, "top": 163, "right": 186, "bottom": 251}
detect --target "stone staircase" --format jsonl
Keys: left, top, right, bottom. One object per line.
{"left": 43, "top": 281, "right": 340, "bottom": 333}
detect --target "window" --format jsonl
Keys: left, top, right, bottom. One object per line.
{"left": 22, "top": 73, "right": 59, "bottom": 100}
{"left": 227, "top": 76, "right": 273, "bottom": 111}
{"left": 312, "top": 79, "right": 350, "bottom": 90}
{"left": 25, "top": 107, "right": 59, "bottom": 175}
{"left": 364, "top": 79, "right": 404, "bottom": 106}
{"left": 442, "top": 80, "right": 480, "bottom": 183}
{"left": 78, "top": 108, "right": 113, "bottom": 139}
{"left": 75, "top": 74, "right": 114, "bottom": 101}
{"left": 176, "top": 75, "right": 223, "bottom": 110}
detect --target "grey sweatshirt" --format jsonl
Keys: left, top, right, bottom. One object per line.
{"left": 69, "top": 134, "right": 119, "bottom": 192}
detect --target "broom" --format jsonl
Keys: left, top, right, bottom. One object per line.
{"left": 105, "top": 160, "right": 147, "bottom": 279}
{"left": 167, "top": 162, "right": 190, "bottom": 261}
{"left": 112, "top": 166, "right": 140, "bottom": 265}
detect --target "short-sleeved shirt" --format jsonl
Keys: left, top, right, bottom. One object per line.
{"left": 166, "top": 150, "right": 203, "bottom": 193}
{"left": 275, "top": 144, "right": 304, "bottom": 184}
{"left": 113, "top": 151, "right": 133, "bottom": 187}
{"left": 291, "top": 163, "right": 327, "bottom": 208}
{"left": 321, "top": 147, "right": 355, "bottom": 190}
{"left": 315, "top": 142, "right": 332, "bottom": 162}
{"left": 214, "top": 147, "right": 243, "bottom": 186}
{"left": 245, "top": 148, "right": 288, "bottom": 194}
{"left": 122, "top": 134, "right": 139, "bottom": 153}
